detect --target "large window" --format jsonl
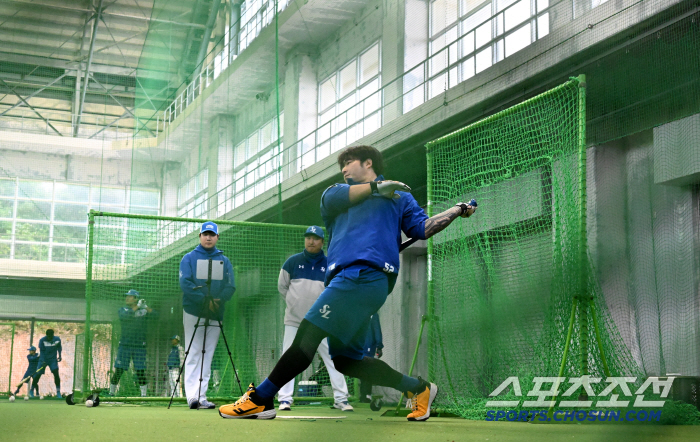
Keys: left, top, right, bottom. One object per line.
{"left": 0, "top": 178, "right": 159, "bottom": 263}
{"left": 303, "top": 43, "right": 382, "bottom": 170}
{"left": 178, "top": 169, "right": 209, "bottom": 218}
{"left": 215, "top": 114, "right": 284, "bottom": 217}
{"left": 408, "top": 0, "right": 550, "bottom": 112}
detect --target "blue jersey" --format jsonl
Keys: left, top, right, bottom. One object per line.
{"left": 38, "top": 336, "right": 62, "bottom": 361}
{"left": 27, "top": 354, "right": 40, "bottom": 371}
{"left": 167, "top": 346, "right": 180, "bottom": 369}
{"left": 179, "top": 245, "right": 236, "bottom": 320}
{"left": 118, "top": 307, "right": 157, "bottom": 346}
{"left": 320, "top": 175, "right": 428, "bottom": 285}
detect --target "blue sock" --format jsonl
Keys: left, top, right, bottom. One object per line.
{"left": 396, "top": 375, "right": 422, "bottom": 394}
{"left": 255, "top": 378, "right": 279, "bottom": 399}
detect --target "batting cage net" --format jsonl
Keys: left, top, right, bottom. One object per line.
{"left": 425, "top": 77, "right": 640, "bottom": 418}
{"left": 77, "top": 211, "right": 353, "bottom": 401}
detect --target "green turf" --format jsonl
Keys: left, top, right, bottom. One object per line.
{"left": 2, "top": 400, "right": 700, "bottom": 442}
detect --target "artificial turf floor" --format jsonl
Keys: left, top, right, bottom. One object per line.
{"left": 1, "top": 399, "right": 700, "bottom": 442}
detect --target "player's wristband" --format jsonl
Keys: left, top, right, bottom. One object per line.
{"left": 370, "top": 181, "right": 378, "bottom": 194}
{"left": 456, "top": 203, "right": 470, "bottom": 217}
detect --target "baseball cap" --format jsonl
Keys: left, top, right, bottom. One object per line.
{"left": 304, "top": 225, "right": 324, "bottom": 239}
{"left": 201, "top": 221, "right": 218, "bottom": 235}
{"left": 170, "top": 335, "right": 180, "bottom": 341}
{"left": 125, "top": 289, "right": 140, "bottom": 298}
{"left": 27, "top": 346, "right": 36, "bottom": 351}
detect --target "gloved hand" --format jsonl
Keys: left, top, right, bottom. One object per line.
{"left": 456, "top": 198, "right": 477, "bottom": 218}
{"left": 376, "top": 348, "right": 383, "bottom": 359}
{"left": 137, "top": 299, "right": 148, "bottom": 309}
{"left": 57, "top": 357, "right": 62, "bottom": 362}
{"left": 375, "top": 180, "right": 411, "bottom": 199}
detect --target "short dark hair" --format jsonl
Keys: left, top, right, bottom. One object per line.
{"left": 46, "top": 329, "right": 54, "bottom": 335}
{"left": 337, "top": 145, "right": 384, "bottom": 175}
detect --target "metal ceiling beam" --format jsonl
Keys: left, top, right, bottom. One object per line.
{"left": 0, "top": 52, "right": 136, "bottom": 76}
{"left": 90, "top": 75, "right": 155, "bottom": 137}
{"left": 0, "top": 0, "right": 207, "bottom": 28}
{"left": 193, "top": 0, "right": 223, "bottom": 79}
{"left": 0, "top": 77, "right": 62, "bottom": 136}
{"left": 88, "top": 110, "right": 130, "bottom": 139}
{"left": 74, "top": 0, "right": 103, "bottom": 137}
{"left": 0, "top": 72, "right": 68, "bottom": 117}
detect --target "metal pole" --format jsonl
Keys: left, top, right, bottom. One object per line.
{"left": 548, "top": 298, "right": 577, "bottom": 417}
{"left": 83, "top": 210, "right": 96, "bottom": 400}
{"left": 8, "top": 324, "right": 15, "bottom": 394}
{"left": 30, "top": 318, "right": 35, "bottom": 346}
{"left": 576, "top": 75, "right": 589, "bottom": 377}
{"left": 74, "top": 0, "right": 104, "bottom": 137}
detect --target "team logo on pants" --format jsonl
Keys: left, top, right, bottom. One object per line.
{"left": 320, "top": 305, "right": 331, "bottom": 319}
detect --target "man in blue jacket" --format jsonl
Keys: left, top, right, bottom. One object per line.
{"left": 180, "top": 221, "right": 235, "bottom": 409}
{"left": 109, "top": 289, "right": 157, "bottom": 397}
{"left": 220, "top": 145, "right": 476, "bottom": 421}
{"left": 35, "top": 329, "right": 62, "bottom": 398}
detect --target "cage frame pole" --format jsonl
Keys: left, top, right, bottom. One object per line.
{"left": 1, "top": 323, "right": 15, "bottom": 394}
{"left": 82, "top": 210, "right": 96, "bottom": 401}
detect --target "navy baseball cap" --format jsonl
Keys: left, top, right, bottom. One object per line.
{"left": 27, "top": 346, "right": 36, "bottom": 351}
{"left": 125, "top": 289, "right": 140, "bottom": 298}
{"left": 170, "top": 335, "right": 180, "bottom": 341}
{"left": 201, "top": 221, "right": 218, "bottom": 235}
{"left": 304, "top": 226, "right": 324, "bottom": 239}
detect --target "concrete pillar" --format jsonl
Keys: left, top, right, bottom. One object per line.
{"left": 381, "top": 0, "right": 406, "bottom": 124}
{"left": 283, "top": 52, "right": 317, "bottom": 179}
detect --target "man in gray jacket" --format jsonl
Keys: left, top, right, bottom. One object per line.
{"left": 277, "top": 226, "right": 352, "bottom": 411}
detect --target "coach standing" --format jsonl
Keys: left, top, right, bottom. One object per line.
{"left": 179, "top": 221, "right": 235, "bottom": 409}
{"left": 276, "top": 226, "right": 352, "bottom": 412}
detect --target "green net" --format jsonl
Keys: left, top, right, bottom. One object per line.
{"left": 80, "top": 211, "right": 353, "bottom": 400}
{"left": 425, "top": 77, "right": 641, "bottom": 419}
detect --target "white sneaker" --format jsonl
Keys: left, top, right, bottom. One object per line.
{"left": 198, "top": 399, "right": 216, "bottom": 409}
{"left": 278, "top": 401, "right": 291, "bottom": 411}
{"left": 333, "top": 401, "right": 354, "bottom": 412}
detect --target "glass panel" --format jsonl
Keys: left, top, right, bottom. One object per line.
{"left": 92, "top": 187, "right": 126, "bottom": 206}
{"left": 429, "top": 73, "right": 447, "bottom": 99}
{"left": 475, "top": 21, "right": 492, "bottom": 48}
{"left": 475, "top": 46, "right": 492, "bottom": 73}
{"left": 496, "top": 0, "right": 519, "bottom": 12}
{"left": 505, "top": 23, "right": 531, "bottom": 57}
{"left": 449, "top": 66, "right": 459, "bottom": 88}
{"left": 0, "top": 220, "right": 12, "bottom": 240}
{"left": 0, "top": 199, "right": 13, "bottom": 218}
{"left": 462, "top": 5, "right": 492, "bottom": 34}
{"left": 320, "top": 109, "right": 335, "bottom": 127}
{"left": 318, "top": 121, "right": 332, "bottom": 142}
{"left": 459, "top": 31, "right": 475, "bottom": 58}
{"left": 261, "top": 121, "right": 273, "bottom": 148}
{"left": 461, "top": 0, "right": 486, "bottom": 16}
{"left": 18, "top": 180, "right": 52, "bottom": 200}
{"left": 15, "top": 222, "right": 49, "bottom": 242}
{"left": 538, "top": 13, "right": 550, "bottom": 38}
{"left": 52, "top": 246, "right": 85, "bottom": 263}
{"left": 505, "top": 0, "right": 531, "bottom": 32}
{"left": 248, "top": 131, "right": 260, "bottom": 157}
{"left": 461, "top": 56, "right": 476, "bottom": 81}
{"left": 360, "top": 44, "right": 380, "bottom": 83}
{"left": 320, "top": 77, "right": 337, "bottom": 111}
{"left": 537, "top": 0, "right": 549, "bottom": 13}
{"left": 431, "top": 0, "right": 459, "bottom": 36}
{"left": 15, "top": 244, "right": 48, "bottom": 261}
{"left": 54, "top": 183, "right": 89, "bottom": 202}
{"left": 430, "top": 46, "right": 448, "bottom": 77}
{"left": 317, "top": 142, "right": 331, "bottom": 162}
{"left": 363, "top": 89, "right": 381, "bottom": 115}
{"left": 403, "top": 84, "right": 425, "bottom": 113}
{"left": 16, "top": 200, "right": 51, "bottom": 220}
{"left": 53, "top": 225, "right": 87, "bottom": 243}
{"left": 0, "top": 179, "right": 15, "bottom": 197}
{"left": 364, "top": 112, "right": 381, "bottom": 135}
{"left": 339, "top": 60, "right": 357, "bottom": 98}
{"left": 234, "top": 141, "right": 246, "bottom": 167}
{"left": 54, "top": 203, "right": 88, "bottom": 223}
{"left": 130, "top": 190, "right": 159, "bottom": 208}
{"left": 0, "top": 242, "right": 9, "bottom": 259}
